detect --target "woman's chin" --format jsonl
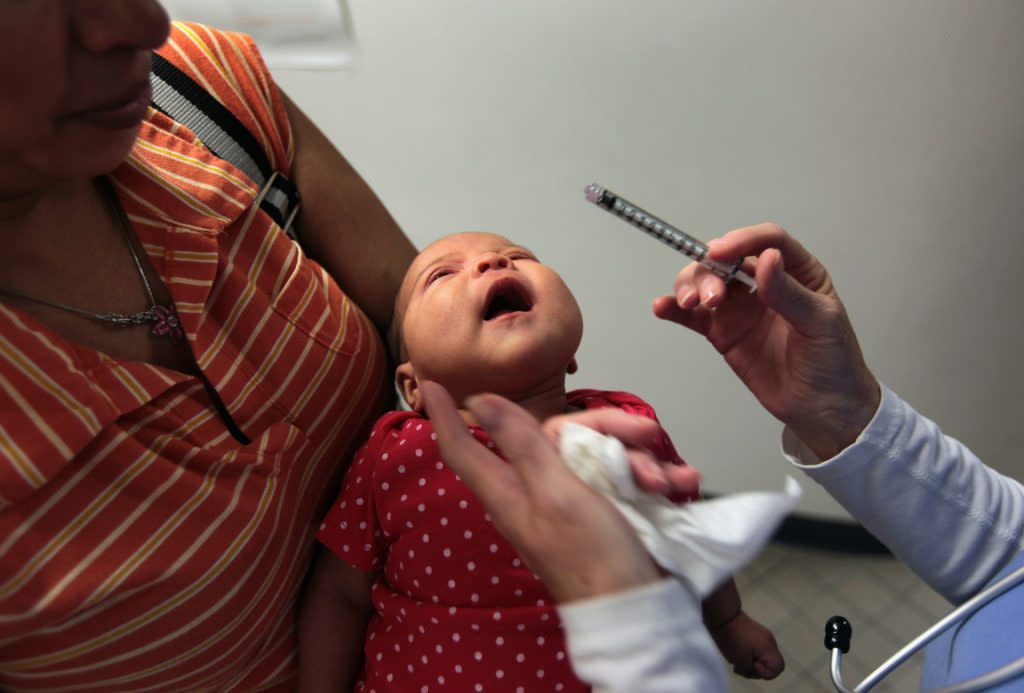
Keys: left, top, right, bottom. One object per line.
{"left": 27, "top": 126, "right": 141, "bottom": 180}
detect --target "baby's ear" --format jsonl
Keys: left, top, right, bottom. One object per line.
{"left": 566, "top": 357, "right": 578, "bottom": 375}
{"left": 395, "top": 362, "right": 425, "bottom": 411}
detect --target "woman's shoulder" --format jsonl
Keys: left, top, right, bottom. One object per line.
{"left": 151, "top": 21, "right": 293, "bottom": 171}
{"left": 157, "top": 22, "right": 268, "bottom": 87}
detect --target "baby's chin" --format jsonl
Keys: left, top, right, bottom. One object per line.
{"left": 469, "top": 360, "right": 575, "bottom": 397}
{"left": 416, "top": 340, "right": 577, "bottom": 394}
{"left": 490, "top": 331, "right": 579, "bottom": 367}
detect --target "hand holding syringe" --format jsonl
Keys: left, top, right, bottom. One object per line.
{"left": 584, "top": 183, "right": 757, "bottom": 292}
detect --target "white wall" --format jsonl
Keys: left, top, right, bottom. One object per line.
{"left": 269, "top": 0, "right": 1024, "bottom": 520}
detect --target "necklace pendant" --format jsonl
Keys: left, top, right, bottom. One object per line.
{"left": 150, "top": 304, "right": 184, "bottom": 343}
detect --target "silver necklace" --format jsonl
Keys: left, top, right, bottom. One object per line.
{"left": 0, "top": 178, "right": 183, "bottom": 343}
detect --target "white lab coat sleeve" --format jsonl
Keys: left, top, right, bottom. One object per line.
{"left": 557, "top": 578, "right": 728, "bottom": 692}
{"left": 784, "top": 384, "right": 1024, "bottom": 603}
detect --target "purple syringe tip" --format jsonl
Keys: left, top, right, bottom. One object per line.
{"left": 584, "top": 183, "right": 604, "bottom": 203}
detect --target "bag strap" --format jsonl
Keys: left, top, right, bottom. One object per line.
{"left": 149, "top": 52, "right": 301, "bottom": 239}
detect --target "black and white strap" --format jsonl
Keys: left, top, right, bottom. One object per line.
{"left": 149, "top": 52, "right": 301, "bottom": 240}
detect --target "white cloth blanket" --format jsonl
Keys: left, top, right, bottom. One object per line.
{"left": 558, "top": 422, "right": 802, "bottom": 598}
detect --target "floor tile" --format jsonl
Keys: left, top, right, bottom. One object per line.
{"left": 720, "top": 541, "right": 951, "bottom": 691}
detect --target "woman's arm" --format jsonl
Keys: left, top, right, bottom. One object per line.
{"left": 789, "top": 385, "right": 1024, "bottom": 604}
{"left": 298, "top": 549, "right": 376, "bottom": 693}
{"left": 561, "top": 579, "right": 727, "bottom": 693}
{"left": 283, "top": 93, "right": 417, "bottom": 336}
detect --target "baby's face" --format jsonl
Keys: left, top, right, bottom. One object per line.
{"left": 395, "top": 232, "right": 583, "bottom": 404}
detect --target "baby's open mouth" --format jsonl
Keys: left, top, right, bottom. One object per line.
{"left": 483, "top": 280, "right": 533, "bottom": 320}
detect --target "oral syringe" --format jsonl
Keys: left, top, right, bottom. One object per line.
{"left": 584, "top": 183, "right": 757, "bottom": 292}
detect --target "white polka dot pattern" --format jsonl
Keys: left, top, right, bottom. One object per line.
{"left": 317, "top": 391, "right": 692, "bottom": 691}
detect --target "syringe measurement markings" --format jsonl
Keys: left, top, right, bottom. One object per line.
{"left": 585, "top": 182, "right": 757, "bottom": 292}
{"left": 610, "top": 200, "right": 705, "bottom": 258}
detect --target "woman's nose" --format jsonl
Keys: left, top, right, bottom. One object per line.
{"left": 72, "top": 0, "right": 171, "bottom": 54}
{"left": 474, "top": 253, "right": 512, "bottom": 274}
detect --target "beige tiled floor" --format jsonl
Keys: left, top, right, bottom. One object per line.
{"left": 727, "top": 542, "right": 953, "bottom": 692}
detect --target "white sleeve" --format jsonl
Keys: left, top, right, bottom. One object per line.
{"left": 784, "top": 385, "right": 1024, "bottom": 603}
{"left": 557, "top": 578, "right": 728, "bottom": 692}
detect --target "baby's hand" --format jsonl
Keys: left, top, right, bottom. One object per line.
{"left": 709, "top": 610, "right": 785, "bottom": 680}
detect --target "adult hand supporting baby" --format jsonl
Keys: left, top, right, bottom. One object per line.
{"left": 542, "top": 408, "right": 702, "bottom": 500}
{"left": 420, "top": 380, "right": 698, "bottom": 604}
{"left": 653, "top": 223, "right": 881, "bottom": 460}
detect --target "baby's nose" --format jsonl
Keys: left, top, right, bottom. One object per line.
{"left": 475, "top": 253, "right": 512, "bottom": 273}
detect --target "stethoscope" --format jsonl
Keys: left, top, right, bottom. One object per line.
{"left": 824, "top": 562, "right": 1024, "bottom": 692}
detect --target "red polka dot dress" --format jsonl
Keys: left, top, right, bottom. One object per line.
{"left": 316, "top": 389, "right": 693, "bottom": 692}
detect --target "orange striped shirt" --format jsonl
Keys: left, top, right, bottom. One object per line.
{"left": 0, "top": 23, "right": 390, "bottom": 691}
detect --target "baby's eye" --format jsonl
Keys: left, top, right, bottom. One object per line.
{"left": 508, "top": 253, "right": 536, "bottom": 262}
{"left": 426, "top": 268, "right": 453, "bottom": 285}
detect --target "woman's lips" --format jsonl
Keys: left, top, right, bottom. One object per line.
{"left": 72, "top": 81, "right": 152, "bottom": 130}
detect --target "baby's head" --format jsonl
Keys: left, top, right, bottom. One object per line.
{"left": 392, "top": 231, "right": 583, "bottom": 411}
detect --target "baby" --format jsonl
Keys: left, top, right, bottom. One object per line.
{"left": 300, "top": 232, "right": 784, "bottom": 692}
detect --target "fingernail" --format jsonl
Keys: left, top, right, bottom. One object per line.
{"left": 676, "top": 288, "right": 695, "bottom": 308}
{"left": 704, "top": 288, "right": 721, "bottom": 307}
{"left": 772, "top": 249, "right": 786, "bottom": 276}
{"left": 466, "top": 395, "right": 500, "bottom": 428}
